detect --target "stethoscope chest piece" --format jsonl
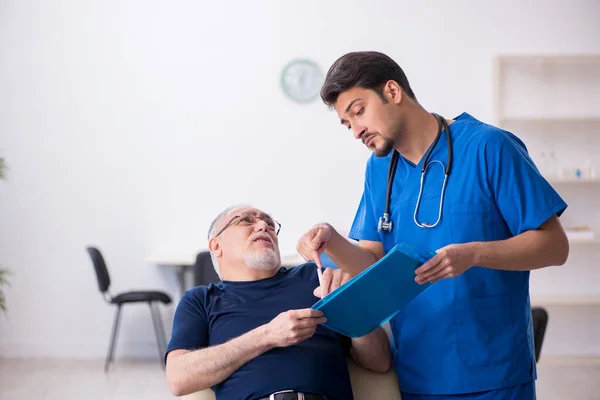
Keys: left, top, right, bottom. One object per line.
{"left": 377, "top": 212, "right": 393, "bottom": 233}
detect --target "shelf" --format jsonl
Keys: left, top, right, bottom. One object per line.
{"left": 531, "top": 295, "right": 600, "bottom": 306}
{"left": 496, "top": 54, "right": 600, "bottom": 63}
{"left": 569, "top": 238, "right": 600, "bottom": 245}
{"left": 500, "top": 116, "right": 600, "bottom": 125}
{"left": 547, "top": 177, "right": 600, "bottom": 184}
{"left": 494, "top": 53, "right": 600, "bottom": 125}
{"left": 565, "top": 226, "right": 598, "bottom": 243}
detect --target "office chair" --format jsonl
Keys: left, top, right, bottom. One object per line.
{"left": 532, "top": 306, "right": 549, "bottom": 362}
{"left": 193, "top": 251, "right": 220, "bottom": 287}
{"left": 86, "top": 246, "right": 172, "bottom": 372}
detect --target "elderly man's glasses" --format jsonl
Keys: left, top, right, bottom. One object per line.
{"left": 214, "top": 213, "right": 282, "bottom": 237}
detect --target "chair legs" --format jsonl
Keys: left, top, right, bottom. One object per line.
{"left": 104, "top": 302, "right": 168, "bottom": 372}
{"left": 149, "top": 302, "right": 168, "bottom": 369}
{"left": 105, "top": 304, "right": 123, "bottom": 373}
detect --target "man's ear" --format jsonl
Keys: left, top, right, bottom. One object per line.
{"left": 209, "top": 237, "right": 222, "bottom": 258}
{"left": 383, "top": 80, "right": 403, "bottom": 105}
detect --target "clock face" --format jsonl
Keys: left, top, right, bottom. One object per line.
{"left": 280, "top": 59, "right": 324, "bottom": 103}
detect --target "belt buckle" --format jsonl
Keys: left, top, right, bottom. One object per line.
{"left": 269, "top": 389, "right": 304, "bottom": 400}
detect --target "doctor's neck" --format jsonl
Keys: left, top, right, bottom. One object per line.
{"left": 394, "top": 105, "right": 442, "bottom": 165}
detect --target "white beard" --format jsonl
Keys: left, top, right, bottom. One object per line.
{"left": 244, "top": 248, "right": 279, "bottom": 271}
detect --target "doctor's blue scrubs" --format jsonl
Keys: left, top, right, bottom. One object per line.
{"left": 349, "top": 113, "right": 567, "bottom": 398}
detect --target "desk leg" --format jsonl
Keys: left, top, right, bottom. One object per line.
{"left": 175, "top": 265, "right": 187, "bottom": 299}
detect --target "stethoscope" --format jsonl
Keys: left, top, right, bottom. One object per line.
{"left": 377, "top": 113, "right": 453, "bottom": 233}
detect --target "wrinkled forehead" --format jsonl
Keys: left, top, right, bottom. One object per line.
{"left": 227, "top": 207, "right": 267, "bottom": 217}
{"left": 223, "top": 207, "right": 273, "bottom": 224}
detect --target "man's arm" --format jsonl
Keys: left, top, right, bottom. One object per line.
{"left": 349, "top": 327, "right": 392, "bottom": 373}
{"left": 166, "top": 308, "right": 326, "bottom": 397}
{"left": 475, "top": 215, "right": 569, "bottom": 271}
{"left": 461, "top": 130, "right": 569, "bottom": 273}
{"left": 416, "top": 215, "right": 569, "bottom": 284}
{"left": 298, "top": 223, "right": 384, "bottom": 277}
{"left": 416, "top": 128, "right": 572, "bottom": 284}
{"left": 166, "top": 326, "right": 272, "bottom": 396}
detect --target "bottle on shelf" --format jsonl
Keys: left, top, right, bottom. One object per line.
{"left": 583, "top": 159, "right": 597, "bottom": 179}
{"left": 538, "top": 152, "right": 547, "bottom": 176}
{"left": 546, "top": 151, "right": 558, "bottom": 179}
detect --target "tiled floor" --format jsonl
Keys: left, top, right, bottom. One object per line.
{"left": 0, "top": 358, "right": 173, "bottom": 400}
{"left": 0, "top": 356, "right": 598, "bottom": 400}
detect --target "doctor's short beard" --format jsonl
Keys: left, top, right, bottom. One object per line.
{"left": 374, "top": 137, "right": 395, "bottom": 157}
{"left": 373, "top": 137, "right": 394, "bottom": 157}
{"left": 244, "top": 248, "right": 280, "bottom": 271}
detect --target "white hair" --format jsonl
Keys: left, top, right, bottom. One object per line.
{"left": 207, "top": 204, "right": 246, "bottom": 277}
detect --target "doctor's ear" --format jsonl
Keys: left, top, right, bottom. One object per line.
{"left": 382, "top": 80, "right": 403, "bottom": 105}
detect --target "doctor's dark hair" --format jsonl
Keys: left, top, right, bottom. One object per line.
{"left": 320, "top": 51, "right": 416, "bottom": 107}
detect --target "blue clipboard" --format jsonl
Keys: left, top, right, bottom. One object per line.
{"left": 311, "top": 243, "right": 437, "bottom": 338}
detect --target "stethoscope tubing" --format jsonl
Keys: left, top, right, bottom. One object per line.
{"left": 378, "top": 113, "right": 453, "bottom": 233}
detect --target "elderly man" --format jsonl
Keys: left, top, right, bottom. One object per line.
{"left": 165, "top": 205, "right": 392, "bottom": 400}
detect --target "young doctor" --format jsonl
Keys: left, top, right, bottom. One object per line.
{"left": 296, "top": 51, "right": 570, "bottom": 399}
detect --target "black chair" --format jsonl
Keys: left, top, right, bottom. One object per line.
{"left": 532, "top": 306, "right": 549, "bottom": 362}
{"left": 86, "top": 246, "right": 172, "bottom": 372}
{"left": 193, "top": 251, "right": 220, "bottom": 287}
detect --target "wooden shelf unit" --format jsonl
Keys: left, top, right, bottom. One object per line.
{"left": 531, "top": 295, "right": 600, "bottom": 307}
{"left": 493, "top": 54, "right": 600, "bottom": 309}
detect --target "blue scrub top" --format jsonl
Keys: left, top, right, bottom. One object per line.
{"left": 349, "top": 112, "right": 567, "bottom": 395}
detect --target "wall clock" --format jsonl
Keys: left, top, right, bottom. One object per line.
{"left": 280, "top": 59, "right": 324, "bottom": 103}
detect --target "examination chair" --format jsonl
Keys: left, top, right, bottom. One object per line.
{"left": 193, "top": 251, "right": 220, "bottom": 286}
{"left": 180, "top": 307, "right": 550, "bottom": 399}
{"left": 180, "top": 356, "right": 402, "bottom": 400}
{"left": 180, "top": 323, "right": 402, "bottom": 400}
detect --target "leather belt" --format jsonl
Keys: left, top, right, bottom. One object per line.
{"left": 257, "top": 390, "right": 325, "bottom": 400}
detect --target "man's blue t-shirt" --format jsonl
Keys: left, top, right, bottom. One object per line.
{"left": 166, "top": 264, "right": 354, "bottom": 400}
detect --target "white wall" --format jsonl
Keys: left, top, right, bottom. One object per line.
{"left": 0, "top": 0, "right": 599, "bottom": 359}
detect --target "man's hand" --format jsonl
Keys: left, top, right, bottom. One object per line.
{"left": 264, "top": 309, "right": 326, "bottom": 348}
{"left": 313, "top": 267, "right": 351, "bottom": 298}
{"left": 296, "top": 223, "right": 332, "bottom": 269}
{"left": 414, "top": 243, "right": 477, "bottom": 284}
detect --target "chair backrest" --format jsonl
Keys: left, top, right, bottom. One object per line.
{"left": 86, "top": 246, "right": 111, "bottom": 293}
{"left": 532, "top": 306, "right": 549, "bottom": 362}
{"left": 193, "top": 251, "right": 220, "bottom": 287}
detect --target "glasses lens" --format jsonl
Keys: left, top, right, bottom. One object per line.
{"left": 232, "top": 213, "right": 281, "bottom": 235}
{"left": 274, "top": 220, "right": 281, "bottom": 235}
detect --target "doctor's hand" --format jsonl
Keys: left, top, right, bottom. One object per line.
{"left": 296, "top": 223, "right": 332, "bottom": 269}
{"left": 414, "top": 243, "right": 477, "bottom": 284}
{"left": 313, "top": 267, "right": 351, "bottom": 298}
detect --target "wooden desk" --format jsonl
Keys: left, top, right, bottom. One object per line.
{"left": 147, "top": 248, "right": 307, "bottom": 298}
{"left": 146, "top": 247, "right": 200, "bottom": 299}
